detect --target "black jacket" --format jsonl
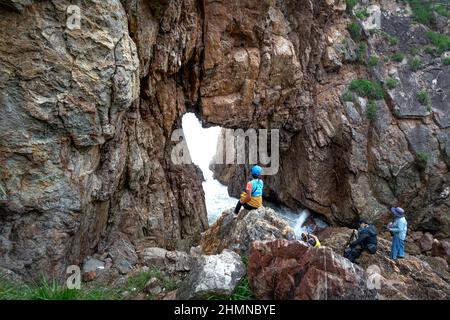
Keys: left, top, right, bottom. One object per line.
{"left": 350, "top": 225, "right": 378, "bottom": 248}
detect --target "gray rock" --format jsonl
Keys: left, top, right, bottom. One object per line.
{"left": 176, "top": 250, "right": 245, "bottom": 300}
{"left": 141, "top": 247, "right": 168, "bottom": 268}
{"left": 165, "top": 250, "right": 194, "bottom": 272}
{"left": 0, "top": 0, "right": 32, "bottom": 12}
{"left": 109, "top": 240, "right": 138, "bottom": 275}
{"left": 200, "top": 207, "right": 296, "bottom": 255}
{"left": 82, "top": 258, "right": 105, "bottom": 273}
{"left": 144, "top": 277, "right": 162, "bottom": 295}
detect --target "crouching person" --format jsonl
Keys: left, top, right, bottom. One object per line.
{"left": 344, "top": 220, "right": 378, "bottom": 264}
{"left": 301, "top": 232, "right": 321, "bottom": 248}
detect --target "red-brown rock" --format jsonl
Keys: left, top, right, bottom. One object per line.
{"left": 432, "top": 240, "right": 450, "bottom": 264}
{"left": 418, "top": 233, "right": 434, "bottom": 252}
{"left": 247, "top": 239, "right": 374, "bottom": 300}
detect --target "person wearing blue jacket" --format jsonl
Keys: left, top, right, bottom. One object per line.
{"left": 388, "top": 207, "right": 408, "bottom": 260}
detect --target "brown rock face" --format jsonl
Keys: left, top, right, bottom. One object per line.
{"left": 319, "top": 228, "right": 450, "bottom": 299}
{"left": 210, "top": 1, "right": 450, "bottom": 238}
{"left": 0, "top": 0, "right": 208, "bottom": 278}
{"left": 249, "top": 237, "right": 450, "bottom": 300}
{"left": 0, "top": 0, "right": 448, "bottom": 281}
{"left": 418, "top": 232, "right": 434, "bottom": 252}
{"left": 248, "top": 239, "right": 375, "bottom": 300}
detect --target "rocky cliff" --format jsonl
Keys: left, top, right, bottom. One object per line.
{"left": 0, "top": 0, "right": 209, "bottom": 278}
{"left": 0, "top": 0, "right": 448, "bottom": 280}
{"left": 211, "top": 0, "right": 450, "bottom": 238}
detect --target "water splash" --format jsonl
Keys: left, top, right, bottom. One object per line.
{"left": 181, "top": 112, "right": 326, "bottom": 232}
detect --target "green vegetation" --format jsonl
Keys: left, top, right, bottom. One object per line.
{"left": 342, "top": 91, "right": 354, "bottom": 102}
{"left": 368, "top": 56, "right": 380, "bottom": 66}
{"left": 355, "top": 9, "right": 369, "bottom": 20}
{"left": 366, "top": 100, "right": 378, "bottom": 122}
{"left": 424, "top": 45, "right": 434, "bottom": 55}
{"left": 417, "top": 90, "right": 430, "bottom": 107}
{"left": 443, "top": 57, "right": 450, "bottom": 66}
{"left": 386, "top": 78, "right": 398, "bottom": 90}
{"left": 416, "top": 151, "right": 430, "bottom": 164}
{"left": 435, "top": 4, "right": 450, "bottom": 17}
{"left": 427, "top": 31, "right": 450, "bottom": 53}
{"left": 407, "top": 0, "right": 433, "bottom": 25}
{"left": 349, "top": 79, "right": 384, "bottom": 100}
{"left": 391, "top": 52, "right": 405, "bottom": 62}
{"left": 126, "top": 267, "right": 177, "bottom": 294}
{"left": 410, "top": 56, "right": 422, "bottom": 71}
{"left": 348, "top": 21, "right": 361, "bottom": 41}
{"left": 0, "top": 277, "right": 122, "bottom": 300}
{"left": 357, "top": 42, "right": 367, "bottom": 62}
{"left": 208, "top": 277, "right": 255, "bottom": 301}
{"left": 411, "top": 48, "right": 420, "bottom": 55}
{"left": 346, "top": 0, "right": 360, "bottom": 13}
{"left": 379, "top": 31, "right": 399, "bottom": 45}
{"left": 0, "top": 267, "right": 178, "bottom": 300}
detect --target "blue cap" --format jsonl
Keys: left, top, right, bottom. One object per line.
{"left": 251, "top": 165, "right": 262, "bottom": 177}
{"left": 391, "top": 207, "right": 405, "bottom": 217}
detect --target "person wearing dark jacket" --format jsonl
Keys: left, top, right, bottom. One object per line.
{"left": 344, "top": 220, "right": 378, "bottom": 263}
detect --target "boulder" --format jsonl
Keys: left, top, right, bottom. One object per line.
{"left": 176, "top": 250, "right": 245, "bottom": 300}
{"left": 141, "top": 247, "right": 168, "bottom": 269}
{"left": 418, "top": 233, "right": 434, "bottom": 252}
{"left": 144, "top": 277, "right": 162, "bottom": 295}
{"left": 200, "top": 207, "right": 295, "bottom": 255}
{"left": 82, "top": 258, "right": 106, "bottom": 282}
{"left": 247, "top": 239, "right": 376, "bottom": 300}
{"left": 432, "top": 240, "right": 450, "bottom": 264}
{"left": 320, "top": 228, "right": 450, "bottom": 299}
{"left": 108, "top": 240, "right": 139, "bottom": 275}
{"left": 139, "top": 247, "right": 194, "bottom": 273}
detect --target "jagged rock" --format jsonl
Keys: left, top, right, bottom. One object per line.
{"left": 432, "top": 240, "right": 450, "bottom": 264}
{"left": 418, "top": 233, "right": 434, "bottom": 252}
{"left": 161, "top": 290, "right": 178, "bottom": 300}
{"left": 200, "top": 207, "right": 295, "bottom": 255}
{"left": 82, "top": 258, "right": 106, "bottom": 282}
{"left": 0, "top": 0, "right": 32, "bottom": 12}
{"left": 211, "top": 0, "right": 450, "bottom": 239}
{"left": 144, "top": 277, "right": 162, "bottom": 295}
{"left": 139, "top": 247, "right": 194, "bottom": 273}
{"left": 165, "top": 250, "right": 194, "bottom": 272}
{"left": 141, "top": 247, "right": 168, "bottom": 269}
{"left": 248, "top": 239, "right": 376, "bottom": 300}
{"left": 109, "top": 240, "right": 139, "bottom": 275}
{"left": 0, "top": 0, "right": 449, "bottom": 283}
{"left": 176, "top": 249, "right": 245, "bottom": 300}
{"left": 320, "top": 228, "right": 450, "bottom": 299}
{"left": 0, "top": 266, "right": 22, "bottom": 283}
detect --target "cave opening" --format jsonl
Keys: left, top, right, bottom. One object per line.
{"left": 181, "top": 113, "right": 327, "bottom": 235}
{"left": 181, "top": 113, "right": 238, "bottom": 225}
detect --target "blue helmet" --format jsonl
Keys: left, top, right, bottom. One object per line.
{"left": 251, "top": 165, "right": 262, "bottom": 177}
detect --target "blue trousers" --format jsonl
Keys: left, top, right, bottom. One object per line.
{"left": 391, "top": 235, "right": 404, "bottom": 260}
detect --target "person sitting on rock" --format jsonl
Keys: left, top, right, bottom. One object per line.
{"left": 344, "top": 219, "right": 378, "bottom": 264}
{"left": 301, "top": 232, "right": 321, "bottom": 248}
{"left": 234, "top": 165, "right": 263, "bottom": 215}
{"left": 388, "top": 207, "right": 407, "bottom": 260}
